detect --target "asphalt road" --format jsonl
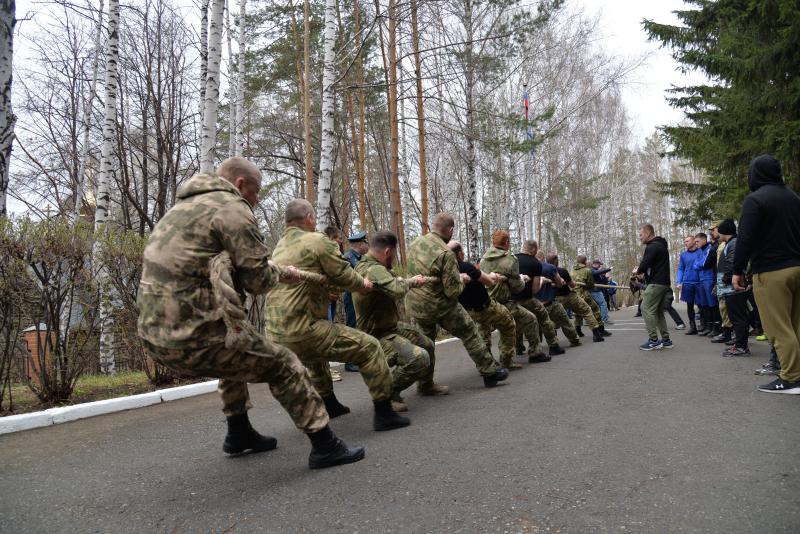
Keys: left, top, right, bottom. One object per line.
{"left": 1, "top": 307, "right": 798, "bottom": 533}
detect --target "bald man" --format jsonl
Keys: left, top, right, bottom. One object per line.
{"left": 138, "top": 157, "right": 364, "bottom": 469}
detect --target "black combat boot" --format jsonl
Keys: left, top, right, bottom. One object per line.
{"left": 576, "top": 325, "right": 585, "bottom": 338}
{"left": 709, "top": 322, "right": 722, "bottom": 338}
{"left": 592, "top": 328, "right": 605, "bottom": 342}
{"left": 482, "top": 367, "right": 510, "bottom": 388}
{"left": 373, "top": 399, "right": 411, "bottom": 431}
{"left": 322, "top": 393, "right": 351, "bottom": 418}
{"left": 223, "top": 412, "right": 278, "bottom": 455}
{"left": 600, "top": 325, "right": 612, "bottom": 337}
{"left": 548, "top": 344, "right": 565, "bottom": 356}
{"left": 685, "top": 318, "right": 698, "bottom": 335}
{"left": 697, "top": 309, "right": 710, "bottom": 336}
{"left": 308, "top": 425, "right": 365, "bottom": 469}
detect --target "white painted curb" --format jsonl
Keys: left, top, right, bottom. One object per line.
{"left": 0, "top": 337, "right": 459, "bottom": 436}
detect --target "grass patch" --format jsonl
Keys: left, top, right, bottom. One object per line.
{"left": 2, "top": 371, "right": 205, "bottom": 416}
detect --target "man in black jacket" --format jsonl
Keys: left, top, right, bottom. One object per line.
{"left": 633, "top": 224, "right": 673, "bottom": 351}
{"left": 733, "top": 155, "right": 800, "bottom": 394}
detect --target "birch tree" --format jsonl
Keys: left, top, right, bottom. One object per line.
{"left": 198, "top": 0, "right": 209, "bottom": 118}
{"left": 0, "top": 0, "right": 15, "bottom": 218}
{"left": 94, "top": 0, "right": 120, "bottom": 375}
{"left": 199, "top": 0, "right": 224, "bottom": 172}
{"left": 234, "top": 0, "right": 246, "bottom": 156}
{"left": 314, "top": 0, "right": 337, "bottom": 230}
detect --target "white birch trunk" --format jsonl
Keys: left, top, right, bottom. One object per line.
{"left": 73, "top": 0, "right": 104, "bottom": 221}
{"left": 225, "top": 0, "right": 236, "bottom": 157}
{"left": 199, "top": 0, "right": 224, "bottom": 172}
{"left": 93, "top": 0, "right": 120, "bottom": 375}
{"left": 199, "top": 0, "right": 209, "bottom": 119}
{"left": 314, "top": 0, "right": 337, "bottom": 230}
{"left": 0, "top": 0, "right": 15, "bottom": 218}
{"left": 234, "top": 0, "right": 246, "bottom": 156}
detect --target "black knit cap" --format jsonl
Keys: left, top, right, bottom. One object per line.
{"left": 717, "top": 218, "right": 737, "bottom": 236}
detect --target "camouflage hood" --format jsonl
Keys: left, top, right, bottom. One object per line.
{"left": 480, "top": 246, "right": 523, "bottom": 303}
{"left": 176, "top": 172, "right": 241, "bottom": 202}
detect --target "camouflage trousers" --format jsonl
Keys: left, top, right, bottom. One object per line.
{"left": 503, "top": 300, "right": 541, "bottom": 355}
{"left": 276, "top": 320, "right": 393, "bottom": 402}
{"left": 557, "top": 292, "right": 600, "bottom": 329}
{"left": 142, "top": 336, "right": 329, "bottom": 434}
{"left": 575, "top": 291, "right": 603, "bottom": 329}
{"left": 468, "top": 300, "right": 517, "bottom": 366}
{"left": 545, "top": 301, "right": 580, "bottom": 343}
{"left": 516, "top": 297, "right": 559, "bottom": 347}
{"left": 376, "top": 323, "right": 433, "bottom": 399}
{"left": 412, "top": 302, "right": 500, "bottom": 386}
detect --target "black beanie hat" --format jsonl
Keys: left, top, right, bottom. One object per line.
{"left": 747, "top": 154, "right": 783, "bottom": 192}
{"left": 717, "top": 218, "right": 736, "bottom": 236}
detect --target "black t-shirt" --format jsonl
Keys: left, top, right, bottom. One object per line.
{"left": 457, "top": 260, "right": 489, "bottom": 310}
{"left": 554, "top": 267, "right": 572, "bottom": 297}
{"left": 513, "top": 253, "right": 543, "bottom": 300}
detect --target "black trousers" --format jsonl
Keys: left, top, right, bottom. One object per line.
{"left": 724, "top": 291, "right": 750, "bottom": 349}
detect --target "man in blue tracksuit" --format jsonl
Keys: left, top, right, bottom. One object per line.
{"left": 693, "top": 232, "right": 721, "bottom": 336}
{"left": 676, "top": 235, "right": 702, "bottom": 334}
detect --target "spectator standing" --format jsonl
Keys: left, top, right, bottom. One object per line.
{"left": 342, "top": 230, "right": 369, "bottom": 372}
{"left": 733, "top": 155, "right": 800, "bottom": 394}
{"left": 715, "top": 219, "right": 751, "bottom": 356}
{"left": 694, "top": 233, "right": 722, "bottom": 337}
{"left": 590, "top": 259, "right": 612, "bottom": 324}
{"left": 677, "top": 235, "right": 702, "bottom": 334}
{"left": 634, "top": 224, "right": 674, "bottom": 351}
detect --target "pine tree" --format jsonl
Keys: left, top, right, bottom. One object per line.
{"left": 644, "top": 0, "right": 800, "bottom": 224}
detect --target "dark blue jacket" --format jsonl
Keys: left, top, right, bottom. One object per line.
{"left": 677, "top": 248, "right": 701, "bottom": 284}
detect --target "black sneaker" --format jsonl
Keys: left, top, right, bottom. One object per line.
{"left": 754, "top": 363, "right": 780, "bottom": 376}
{"left": 757, "top": 378, "right": 800, "bottom": 394}
{"left": 722, "top": 346, "right": 751, "bottom": 357}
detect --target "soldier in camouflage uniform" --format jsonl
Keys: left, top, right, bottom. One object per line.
{"left": 447, "top": 240, "right": 519, "bottom": 370}
{"left": 480, "top": 230, "right": 550, "bottom": 364}
{"left": 513, "top": 240, "right": 564, "bottom": 356}
{"left": 353, "top": 231, "right": 432, "bottom": 412}
{"left": 571, "top": 255, "right": 611, "bottom": 338}
{"left": 265, "top": 199, "right": 410, "bottom": 432}
{"left": 137, "top": 157, "right": 364, "bottom": 469}
{"left": 548, "top": 253, "right": 605, "bottom": 343}
{"left": 405, "top": 213, "right": 509, "bottom": 392}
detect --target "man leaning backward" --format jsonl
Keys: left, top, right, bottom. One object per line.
{"left": 138, "top": 157, "right": 364, "bottom": 469}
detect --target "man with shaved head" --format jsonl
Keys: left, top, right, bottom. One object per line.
{"left": 405, "top": 213, "right": 509, "bottom": 391}
{"left": 138, "top": 157, "right": 364, "bottom": 469}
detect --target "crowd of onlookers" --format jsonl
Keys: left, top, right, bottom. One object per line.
{"left": 632, "top": 155, "right": 800, "bottom": 394}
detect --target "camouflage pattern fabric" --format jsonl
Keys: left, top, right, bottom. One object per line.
{"left": 266, "top": 226, "right": 393, "bottom": 401}
{"left": 577, "top": 293, "right": 604, "bottom": 329}
{"left": 715, "top": 243, "right": 733, "bottom": 328}
{"left": 479, "top": 246, "right": 525, "bottom": 304}
{"left": 557, "top": 291, "right": 600, "bottom": 329}
{"left": 405, "top": 231, "right": 499, "bottom": 384}
{"left": 468, "top": 300, "right": 517, "bottom": 366}
{"left": 405, "top": 231, "right": 465, "bottom": 318}
{"left": 138, "top": 172, "right": 280, "bottom": 350}
{"left": 479, "top": 246, "right": 540, "bottom": 355}
{"left": 143, "top": 338, "right": 329, "bottom": 433}
{"left": 136, "top": 172, "right": 328, "bottom": 430}
{"left": 379, "top": 324, "right": 433, "bottom": 398}
{"left": 516, "top": 297, "right": 559, "bottom": 347}
{"left": 571, "top": 263, "right": 595, "bottom": 297}
{"left": 353, "top": 254, "right": 430, "bottom": 396}
{"left": 546, "top": 301, "right": 580, "bottom": 344}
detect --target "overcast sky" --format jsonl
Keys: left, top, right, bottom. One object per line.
{"left": 573, "top": 0, "right": 708, "bottom": 143}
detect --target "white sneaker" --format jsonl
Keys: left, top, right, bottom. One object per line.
{"left": 675, "top": 324, "right": 686, "bottom": 330}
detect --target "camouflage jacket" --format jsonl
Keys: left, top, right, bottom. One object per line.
{"left": 137, "top": 172, "right": 278, "bottom": 349}
{"left": 265, "top": 226, "right": 365, "bottom": 343}
{"left": 353, "top": 254, "right": 409, "bottom": 336}
{"left": 479, "top": 246, "right": 525, "bottom": 304}
{"left": 571, "top": 263, "right": 594, "bottom": 293}
{"left": 405, "top": 231, "right": 463, "bottom": 317}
